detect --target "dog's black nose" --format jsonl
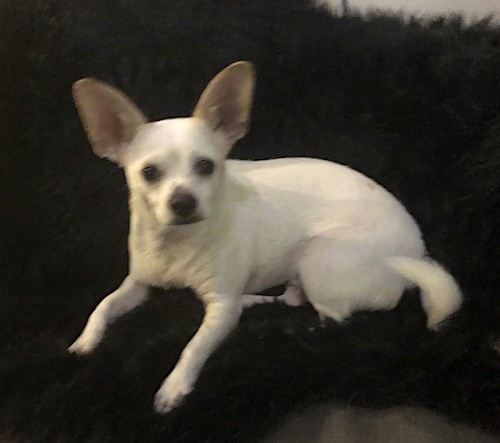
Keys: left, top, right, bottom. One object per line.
{"left": 169, "top": 191, "right": 198, "bottom": 217}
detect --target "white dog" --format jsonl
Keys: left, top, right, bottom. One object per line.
{"left": 69, "top": 61, "right": 462, "bottom": 413}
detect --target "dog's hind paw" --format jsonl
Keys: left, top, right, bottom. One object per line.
{"left": 153, "top": 368, "right": 195, "bottom": 414}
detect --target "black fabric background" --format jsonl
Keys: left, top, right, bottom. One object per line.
{"left": 0, "top": 1, "right": 499, "bottom": 441}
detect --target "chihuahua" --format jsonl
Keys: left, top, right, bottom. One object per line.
{"left": 69, "top": 61, "right": 462, "bottom": 413}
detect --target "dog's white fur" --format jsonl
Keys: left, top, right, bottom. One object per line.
{"left": 69, "top": 61, "right": 462, "bottom": 413}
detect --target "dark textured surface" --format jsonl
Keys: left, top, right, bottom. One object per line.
{"left": 265, "top": 405, "right": 500, "bottom": 443}
{"left": 0, "top": 1, "right": 499, "bottom": 441}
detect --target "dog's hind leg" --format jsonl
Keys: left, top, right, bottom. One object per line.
{"left": 298, "top": 234, "right": 405, "bottom": 323}
{"left": 242, "top": 277, "right": 306, "bottom": 309}
{"left": 241, "top": 294, "right": 274, "bottom": 308}
{"left": 68, "top": 276, "right": 148, "bottom": 355}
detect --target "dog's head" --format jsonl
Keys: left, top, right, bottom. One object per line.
{"left": 72, "top": 61, "right": 255, "bottom": 227}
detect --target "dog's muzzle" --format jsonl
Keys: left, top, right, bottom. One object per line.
{"left": 171, "top": 215, "right": 204, "bottom": 226}
{"left": 168, "top": 190, "right": 204, "bottom": 225}
{"left": 169, "top": 190, "right": 198, "bottom": 218}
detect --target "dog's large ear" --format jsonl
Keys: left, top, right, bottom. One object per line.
{"left": 193, "top": 61, "right": 255, "bottom": 151}
{"left": 72, "top": 78, "right": 147, "bottom": 162}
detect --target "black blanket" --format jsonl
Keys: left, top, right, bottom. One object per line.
{"left": 0, "top": 1, "right": 499, "bottom": 441}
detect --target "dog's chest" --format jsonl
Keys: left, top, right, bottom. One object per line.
{"left": 129, "top": 233, "right": 215, "bottom": 291}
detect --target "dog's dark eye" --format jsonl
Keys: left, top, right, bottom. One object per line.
{"left": 142, "top": 164, "right": 162, "bottom": 183}
{"left": 194, "top": 158, "right": 215, "bottom": 176}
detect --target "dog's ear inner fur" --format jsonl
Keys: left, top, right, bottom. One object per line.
{"left": 193, "top": 61, "right": 255, "bottom": 149}
{"left": 72, "top": 79, "right": 147, "bottom": 162}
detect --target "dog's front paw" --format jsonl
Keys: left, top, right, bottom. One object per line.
{"left": 68, "top": 332, "right": 101, "bottom": 355}
{"left": 153, "top": 368, "right": 195, "bottom": 414}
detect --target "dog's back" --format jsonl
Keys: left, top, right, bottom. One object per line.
{"left": 227, "top": 157, "right": 425, "bottom": 254}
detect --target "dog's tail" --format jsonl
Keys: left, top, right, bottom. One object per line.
{"left": 386, "top": 257, "right": 462, "bottom": 330}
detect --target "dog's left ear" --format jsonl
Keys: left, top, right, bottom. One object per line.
{"left": 193, "top": 61, "right": 255, "bottom": 152}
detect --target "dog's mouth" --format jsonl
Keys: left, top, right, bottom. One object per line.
{"left": 170, "top": 215, "right": 204, "bottom": 226}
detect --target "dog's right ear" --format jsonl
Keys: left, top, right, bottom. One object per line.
{"left": 72, "top": 78, "right": 147, "bottom": 163}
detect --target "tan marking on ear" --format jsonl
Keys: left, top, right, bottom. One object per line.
{"left": 193, "top": 61, "right": 256, "bottom": 153}
{"left": 72, "top": 78, "right": 147, "bottom": 163}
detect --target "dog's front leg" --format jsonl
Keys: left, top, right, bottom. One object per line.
{"left": 154, "top": 294, "right": 241, "bottom": 413}
{"left": 68, "top": 276, "right": 148, "bottom": 355}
